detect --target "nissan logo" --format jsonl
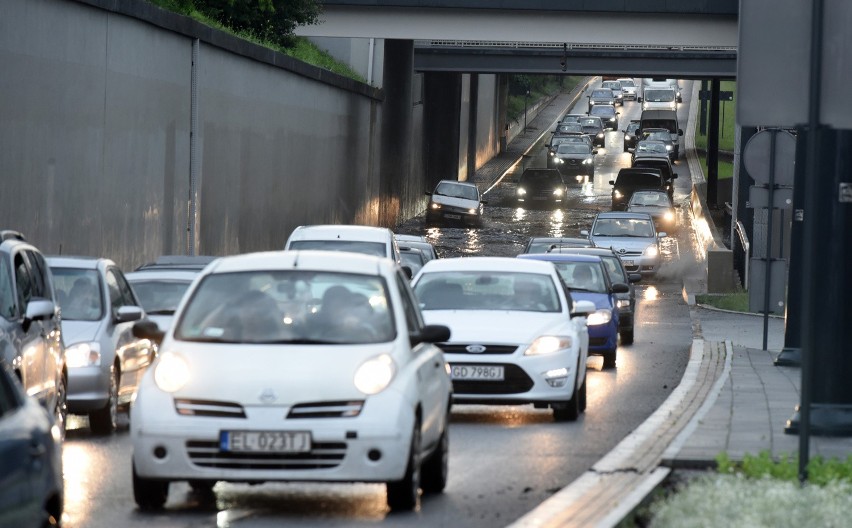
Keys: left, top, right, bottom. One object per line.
{"left": 466, "top": 345, "right": 487, "bottom": 353}
{"left": 259, "top": 388, "right": 277, "bottom": 403}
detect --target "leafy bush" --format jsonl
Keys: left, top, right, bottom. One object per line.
{"left": 716, "top": 450, "right": 852, "bottom": 485}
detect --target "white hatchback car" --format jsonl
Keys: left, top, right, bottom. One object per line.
{"left": 411, "top": 257, "right": 594, "bottom": 422}
{"left": 284, "top": 225, "right": 401, "bottom": 264}
{"left": 130, "top": 251, "right": 452, "bottom": 511}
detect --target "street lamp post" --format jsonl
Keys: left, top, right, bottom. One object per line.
{"left": 524, "top": 88, "right": 530, "bottom": 131}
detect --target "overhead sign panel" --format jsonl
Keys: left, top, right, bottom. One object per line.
{"left": 738, "top": 0, "right": 852, "bottom": 128}
{"left": 736, "top": 0, "right": 811, "bottom": 127}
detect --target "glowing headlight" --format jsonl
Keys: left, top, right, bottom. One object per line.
{"left": 665, "top": 145, "right": 673, "bottom": 151}
{"left": 617, "top": 299, "right": 631, "bottom": 309}
{"left": 609, "top": 118, "right": 616, "bottom": 121}
{"left": 154, "top": 353, "right": 190, "bottom": 393}
{"left": 66, "top": 342, "right": 101, "bottom": 368}
{"left": 597, "top": 133, "right": 605, "bottom": 138}
{"left": 524, "top": 336, "right": 572, "bottom": 356}
{"left": 644, "top": 245, "right": 659, "bottom": 257}
{"left": 554, "top": 158, "right": 564, "bottom": 164}
{"left": 614, "top": 190, "right": 623, "bottom": 198}
{"left": 587, "top": 309, "right": 612, "bottom": 326}
{"left": 553, "top": 188, "right": 564, "bottom": 196}
{"left": 468, "top": 208, "right": 478, "bottom": 215}
{"left": 354, "top": 354, "right": 396, "bottom": 395}
{"left": 664, "top": 211, "right": 675, "bottom": 222}
{"left": 583, "top": 158, "right": 593, "bottom": 165}
{"left": 431, "top": 203, "right": 441, "bottom": 210}
{"left": 517, "top": 188, "right": 527, "bottom": 196}
{"left": 625, "top": 135, "right": 632, "bottom": 140}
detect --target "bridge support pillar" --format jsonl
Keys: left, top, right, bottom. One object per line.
{"left": 379, "top": 39, "right": 414, "bottom": 226}
{"left": 423, "top": 72, "right": 462, "bottom": 189}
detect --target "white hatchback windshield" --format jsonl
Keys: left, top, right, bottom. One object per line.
{"left": 175, "top": 271, "right": 395, "bottom": 344}
{"left": 415, "top": 271, "right": 560, "bottom": 312}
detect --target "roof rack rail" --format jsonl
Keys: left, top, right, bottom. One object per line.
{"left": 0, "top": 230, "right": 26, "bottom": 242}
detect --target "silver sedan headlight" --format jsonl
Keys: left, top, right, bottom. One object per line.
{"left": 644, "top": 245, "right": 659, "bottom": 257}
{"left": 66, "top": 342, "right": 102, "bottom": 368}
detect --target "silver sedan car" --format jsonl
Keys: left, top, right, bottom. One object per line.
{"left": 48, "top": 256, "right": 154, "bottom": 434}
{"left": 582, "top": 212, "right": 666, "bottom": 276}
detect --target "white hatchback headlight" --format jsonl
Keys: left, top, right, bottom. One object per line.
{"left": 154, "top": 353, "right": 190, "bottom": 393}
{"left": 587, "top": 309, "right": 612, "bottom": 326}
{"left": 66, "top": 342, "right": 101, "bottom": 368}
{"left": 524, "top": 336, "right": 573, "bottom": 356}
{"left": 354, "top": 354, "right": 396, "bottom": 395}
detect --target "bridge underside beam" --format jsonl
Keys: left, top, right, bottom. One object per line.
{"left": 413, "top": 48, "right": 736, "bottom": 79}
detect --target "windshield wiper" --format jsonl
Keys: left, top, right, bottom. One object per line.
{"left": 182, "top": 336, "right": 239, "bottom": 344}
{"left": 263, "top": 338, "right": 344, "bottom": 345}
{"left": 146, "top": 309, "right": 176, "bottom": 315}
{"left": 569, "top": 287, "right": 598, "bottom": 293}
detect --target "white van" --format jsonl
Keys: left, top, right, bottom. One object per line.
{"left": 641, "top": 78, "right": 682, "bottom": 103}
{"left": 639, "top": 87, "right": 677, "bottom": 112}
{"left": 284, "top": 225, "right": 401, "bottom": 264}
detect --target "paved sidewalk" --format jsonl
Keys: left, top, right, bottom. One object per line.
{"left": 662, "top": 307, "right": 852, "bottom": 467}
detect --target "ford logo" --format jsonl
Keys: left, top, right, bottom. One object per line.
{"left": 466, "top": 345, "right": 487, "bottom": 353}
{"left": 259, "top": 388, "right": 277, "bottom": 403}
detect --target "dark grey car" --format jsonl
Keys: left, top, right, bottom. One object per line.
{"left": 0, "top": 233, "right": 66, "bottom": 436}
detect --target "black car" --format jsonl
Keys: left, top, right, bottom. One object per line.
{"left": 553, "top": 123, "right": 584, "bottom": 136}
{"left": 632, "top": 156, "right": 678, "bottom": 199}
{"left": 516, "top": 168, "right": 568, "bottom": 208}
{"left": 622, "top": 121, "right": 641, "bottom": 152}
{"left": 609, "top": 168, "right": 666, "bottom": 211}
{"left": 545, "top": 246, "right": 641, "bottom": 343}
{"left": 588, "top": 88, "right": 616, "bottom": 107}
{"left": 589, "top": 104, "right": 620, "bottom": 131}
{"left": 552, "top": 143, "right": 597, "bottom": 181}
{"left": 577, "top": 116, "right": 606, "bottom": 148}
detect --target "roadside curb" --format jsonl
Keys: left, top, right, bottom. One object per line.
{"left": 694, "top": 303, "right": 784, "bottom": 319}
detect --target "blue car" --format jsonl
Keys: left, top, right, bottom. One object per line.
{"left": 0, "top": 361, "right": 64, "bottom": 527}
{"left": 518, "top": 254, "right": 628, "bottom": 369}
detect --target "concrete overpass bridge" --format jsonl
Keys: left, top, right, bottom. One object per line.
{"left": 297, "top": 0, "right": 738, "bottom": 78}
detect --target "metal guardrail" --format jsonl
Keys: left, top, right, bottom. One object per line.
{"left": 733, "top": 220, "right": 750, "bottom": 290}
{"left": 415, "top": 40, "right": 737, "bottom": 51}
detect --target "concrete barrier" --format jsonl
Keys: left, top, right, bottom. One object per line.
{"left": 684, "top": 83, "right": 735, "bottom": 293}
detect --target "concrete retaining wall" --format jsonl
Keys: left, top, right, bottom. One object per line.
{"left": 0, "top": 0, "right": 390, "bottom": 270}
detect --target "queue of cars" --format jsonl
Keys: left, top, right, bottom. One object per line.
{"left": 1, "top": 77, "right": 680, "bottom": 520}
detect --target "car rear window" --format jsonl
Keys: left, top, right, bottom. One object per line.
{"left": 616, "top": 172, "right": 663, "bottom": 186}
{"left": 288, "top": 240, "right": 387, "bottom": 258}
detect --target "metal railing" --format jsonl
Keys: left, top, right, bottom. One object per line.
{"left": 733, "top": 220, "right": 750, "bottom": 290}
{"left": 415, "top": 40, "right": 737, "bottom": 52}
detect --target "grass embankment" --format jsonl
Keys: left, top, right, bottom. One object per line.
{"left": 145, "top": 0, "right": 365, "bottom": 82}
{"left": 643, "top": 452, "right": 852, "bottom": 527}
{"left": 695, "top": 291, "right": 749, "bottom": 312}
{"left": 507, "top": 76, "right": 582, "bottom": 123}
{"left": 693, "top": 80, "right": 737, "bottom": 180}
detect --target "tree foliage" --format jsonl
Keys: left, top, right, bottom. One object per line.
{"left": 163, "top": 0, "right": 322, "bottom": 47}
